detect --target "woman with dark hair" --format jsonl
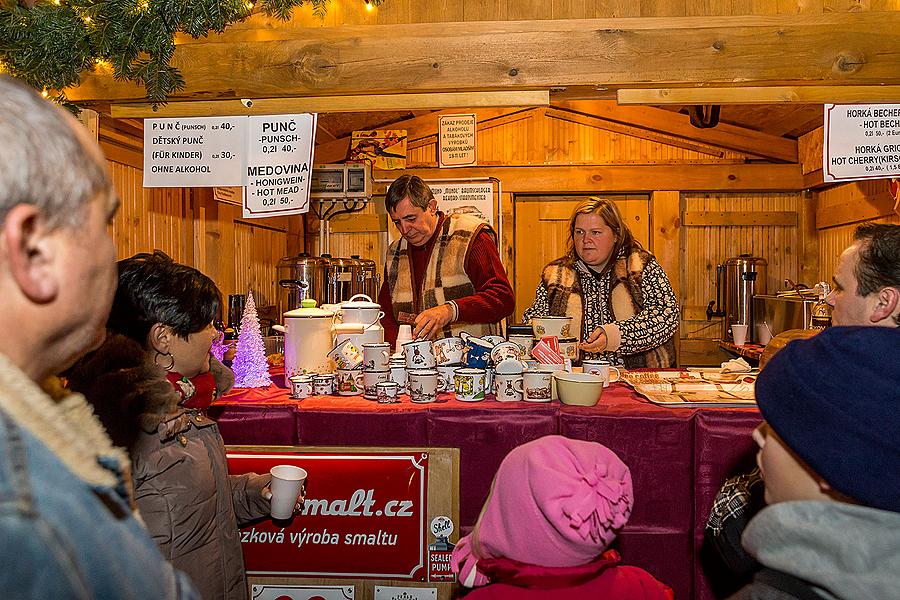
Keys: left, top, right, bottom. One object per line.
{"left": 523, "top": 198, "right": 679, "bottom": 368}
{"left": 67, "top": 251, "right": 298, "bottom": 600}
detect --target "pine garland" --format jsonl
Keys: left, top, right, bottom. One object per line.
{"left": 0, "top": 0, "right": 384, "bottom": 106}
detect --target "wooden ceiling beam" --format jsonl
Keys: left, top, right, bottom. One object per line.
{"left": 109, "top": 90, "right": 549, "bottom": 118}
{"left": 67, "top": 13, "right": 900, "bottom": 104}
{"left": 617, "top": 86, "right": 900, "bottom": 105}
{"left": 372, "top": 164, "right": 804, "bottom": 193}
{"left": 555, "top": 100, "right": 797, "bottom": 162}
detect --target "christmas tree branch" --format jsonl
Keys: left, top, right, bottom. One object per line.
{"left": 0, "top": 0, "right": 385, "bottom": 107}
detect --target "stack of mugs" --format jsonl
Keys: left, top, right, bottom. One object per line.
{"left": 402, "top": 339, "right": 445, "bottom": 404}
{"left": 361, "top": 342, "right": 392, "bottom": 401}
{"left": 531, "top": 316, "right": 579, "bottom": 363}
{"left": 329, "top": 339, "right": 365, "bottom": 396}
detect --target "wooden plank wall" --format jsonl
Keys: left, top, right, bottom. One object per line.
{"left": 815, "top": 179, "right": 900, "bottom": 283}
{"left": 681, "top": 192, "right": 803, "bottom": 341}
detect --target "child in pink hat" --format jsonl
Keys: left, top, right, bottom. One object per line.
{"left": 451, "top": 435, "right": 672, "bottom": 599}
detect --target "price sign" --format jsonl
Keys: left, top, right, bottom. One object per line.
{"left": 143, "top": 117, "right": 246, "bottom": 187}
{"left": 824, "top": 104, "right": 900, "bottom": 182}
{"left": 244, "top": 114, "right": 317, "bottom": 217}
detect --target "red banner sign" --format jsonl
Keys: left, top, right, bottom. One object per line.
{"left": 227, "top": 450, "right": 429, "bottom": 580}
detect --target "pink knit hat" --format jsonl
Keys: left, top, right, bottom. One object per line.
{"left": 455, "top": 435, "right": 633, "bottom": 579}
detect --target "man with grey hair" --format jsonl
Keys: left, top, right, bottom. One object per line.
{"left": 0, "top": 76, "right": 196, "bottom": 597}
{"left": 378, "top": 174, "right": 514, "bottom": 342}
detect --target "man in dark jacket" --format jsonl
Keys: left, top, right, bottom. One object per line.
{"left": 728, "top": 327, "right": 900, "bottom": 600}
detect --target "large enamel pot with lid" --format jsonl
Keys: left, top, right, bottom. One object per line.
{"left": 337, "top": 294, "right": 384, "bottom": 327}
{"left": 331, "top": 294, "right": 384, "bottom": 348}
{"left": 274, "top": 299, "right": 336, "bottom": 377}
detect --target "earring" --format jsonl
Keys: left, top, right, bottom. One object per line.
{"left": 154, "top": 350, "right": 175, "bottom": 371}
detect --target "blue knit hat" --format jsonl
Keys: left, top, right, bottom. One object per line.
{"left": 756, "top": 326, "right": 900, "bottom": 513}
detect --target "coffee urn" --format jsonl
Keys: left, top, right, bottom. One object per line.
{"left": 709, "top": 254, "right": 768, "bottom": 342}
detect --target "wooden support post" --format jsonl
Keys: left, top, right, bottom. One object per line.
{"left": 651, "top": 191, "right": 681, "bottom": 363}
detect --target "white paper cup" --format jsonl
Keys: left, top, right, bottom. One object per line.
{"left": 731, "top": 324, "right": 749, "bottom": 346}
{"left": 269, "top": 465, "right": 307, "bottom": 520}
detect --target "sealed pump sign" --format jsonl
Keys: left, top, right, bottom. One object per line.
{"left": 824, "top": 104, "right": 900, "bottom": 182}
{"left": 228, "top": 450, "right": 429, "bottom": 580}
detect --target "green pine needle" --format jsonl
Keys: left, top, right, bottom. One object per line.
{"left": 0, "top": 0, "right": 381, "bottom": 105}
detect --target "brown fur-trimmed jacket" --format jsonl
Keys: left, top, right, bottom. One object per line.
{"left": 67, "top": 335, "right": 270, "bottom": 600}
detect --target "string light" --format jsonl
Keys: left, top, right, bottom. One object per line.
{"left": 245, "top": 1, "right": 254, "bottom": 9}
{"left": 364, "top": 0, "right": 374, "bottom": 9}
{"left": 82, "top": 15, "right": 92, "bottom": 23}
{"left": 41, "top": 89, "right": 49, "bottom": 98}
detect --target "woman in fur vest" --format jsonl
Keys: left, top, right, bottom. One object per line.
{"left": 67, "top": 251, "right": 299, "bottom": 600}
{"left": 523, "top": 197, "right": 679, "bottom": 369}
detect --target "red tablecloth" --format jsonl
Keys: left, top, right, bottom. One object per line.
{"left": 215, "top": 377, "right": 761, "bottom": 600}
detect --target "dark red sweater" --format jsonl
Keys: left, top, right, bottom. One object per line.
{"left": 378, "top": 213, "right": 515, "bottom": 344}
{"left": 466, "top": 550, "right": 674, "bottom": 600}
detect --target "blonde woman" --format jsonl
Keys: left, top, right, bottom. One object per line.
{"left": 523, "top": 197, "right": 678, "bottom": 368}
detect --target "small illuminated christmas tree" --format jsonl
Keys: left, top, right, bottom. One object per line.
{"left": 231, "top": 291, "right": 272, "bottom": 388}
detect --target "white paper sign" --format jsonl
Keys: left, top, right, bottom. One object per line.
{"left": 374, "top": 586, "right": 436, "bottom": 600}
{"left": 430, "top": 182, "right": 494, "bottom": 227}
{"left": 250, "top": 584, "right": 354, "bottom": 600}
{"left": 244, "top": 114, "right": 317, "bottom": 218}
{"left": 824, "top": 104, "right": 900, "bottom": 182}
{"left": 438, "top": 114, "right": 477, "bottom": 168}
{"left": 143, "top": 117, "right": 246, "bottom": 187}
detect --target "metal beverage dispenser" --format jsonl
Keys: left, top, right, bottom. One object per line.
{"left": 708, "top": 254, "right": 768, "bottom": 342}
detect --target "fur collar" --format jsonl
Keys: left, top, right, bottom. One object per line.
{"left": 0, "top": 351, "right": 127, "bottom": 488}
{"left": 66, "top": 334, "right": 180, "bottom": 443}
{"left": 66, "top": 334, "right": 233, "bottom": 448}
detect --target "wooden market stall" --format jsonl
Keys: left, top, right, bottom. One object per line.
{"left": 55, "top": 3, "right": 900, "bottom": 600}
{"left": 70, "top": 1, "right": 900, "bottom": 364}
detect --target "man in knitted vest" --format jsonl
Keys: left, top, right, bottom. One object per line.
{"left": 378, "top": 175, "right": 514, "bottom": 343}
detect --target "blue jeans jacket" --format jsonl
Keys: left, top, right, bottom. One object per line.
{"left": 0, "top": 407, "right": 198, "bottom": 599}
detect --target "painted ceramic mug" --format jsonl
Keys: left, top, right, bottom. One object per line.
{"left": 312, "top": 373, "right": 335, "bottom": 395}
{"left": 432, "top": 336, "right": 466, "bottom": 365}
{"left": 582, "top": 359, "right": 622, "bottom": 388}
{"left": 407, "top": 369, "right": 441, "bottom": 404}
{"left": 335, "top": 368, "right": 364, "bottom": 396}
{"left": 515, "top": 370, "right": 553, "bottom": 402}
{"left": 376, "top": 381, "right": 401, "bottom": 404}
{"left": 493, "top": 372, "right": 523, "bottom": 402}
{"left": 327, "top": 339, "right": 363, "bottom": 370}
{"left": 453, "top": 367, "right": 487, "bottom": 402}
{"left": 403, "top": 339, "right": 437, "bottom": 369}
{"left": 363, "top": 370, "right": 391, "bottom": 399}
{"left": 531, "top": 316, "right": 573, "bottom": 339}
{"left": 463, "top": 337, "right": 493, "bottom": 369}
{"left": 558, "top": 338, "right": 580, "bottom": 361}
{"left": 362, "top": 342, "right": 391, "bottom": 372}
{"left": 289, "top": 375, "right": 313, "bottom": 399}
